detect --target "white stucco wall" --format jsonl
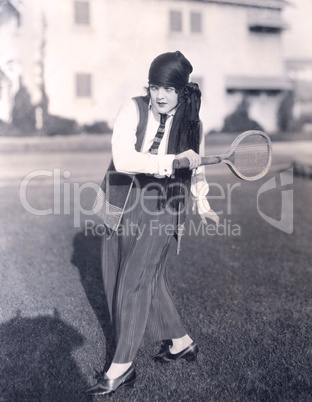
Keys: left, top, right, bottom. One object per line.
{"left": 282, "top": 0, "right": 312, "bottom": 60}
{"left": 0, "top": 4, "right": 22, "bottom": 121}
{"left": 3, "top": 0, "right": 289, "bottom": 132}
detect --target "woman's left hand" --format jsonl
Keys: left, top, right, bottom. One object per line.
{"left": 196, "top": 198, "right": 220, "bottom": 226}
{"left": 175, "top": 149, "right": 201, "bottom": 170}
{"left": 199, "top": 209, "right": 220, "bottom": 226}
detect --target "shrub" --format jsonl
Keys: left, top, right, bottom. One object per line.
{"left": 82, "top": 121, "right": 112, "bottom": 134}
{"left": 222, "top": 98, "right": 264, "bottom": 133}
{"left": 11, "top": 81, "right": 36, "bottom": 134}
{"left": 0, "top": 120, "right": 22, "bottom": 136}
{"left": 44, "top": 114, "right": 80, "bottom": 136}
{"left": 277, "top": 91, "right": 294, "bottom": 132}
{"left": 290, "top": 114, "right": 312, "bottom": 132}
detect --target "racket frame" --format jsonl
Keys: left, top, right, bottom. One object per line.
{"left": 173, "top": 130, "right": 272, "bottom": 181}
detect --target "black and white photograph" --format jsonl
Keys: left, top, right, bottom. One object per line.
{"left": 0, "top": 0, "right": 312, "bottom": 400}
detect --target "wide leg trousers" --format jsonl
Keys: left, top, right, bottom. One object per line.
{"left": 101, "top": 178, "right": 186, "bottom": 363}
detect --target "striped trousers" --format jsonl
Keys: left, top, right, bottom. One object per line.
{"left": 101, "top": 176, "right": 186, "bottom": 363}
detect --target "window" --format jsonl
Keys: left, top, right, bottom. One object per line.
{"left": 170, "top": 10, "right": 182, "bottom": 32}
{"left": 248, "top": 9, "right": 286, "bottom": 33}
{"left": 76, "top": 73, "right": 92, "bottom": 97}
{"left": 74, "top": 1, "right": 90, "bottom": 25}
{"left": 190, "top": 12, "right": 202, "bottom": 33}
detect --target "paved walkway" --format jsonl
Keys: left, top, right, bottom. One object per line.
{"left": 0, "top": 135, "right": 311, "bottom": 186}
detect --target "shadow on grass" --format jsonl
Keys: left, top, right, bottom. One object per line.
{"left": 68, "top": 215, "right": 312, "bottom": 400}
{"left": 71, "top": 231, "right": 115, "bottom": 371}
{"left": 0, "top": 310, "right": 89, "bottom": 402}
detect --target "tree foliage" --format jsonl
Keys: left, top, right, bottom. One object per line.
{"left": 222, "top": 98, "right": 264, "bottom": 133}
{"left": 11, "top": 82, "right": 36, "bottom": 134}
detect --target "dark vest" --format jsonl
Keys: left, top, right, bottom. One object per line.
{"left": 93, "top": 95, "right": 199, "bottom": 240}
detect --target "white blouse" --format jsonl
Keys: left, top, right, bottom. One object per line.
{"left": 111, "top": 99, "right": 211, "bottom": 211}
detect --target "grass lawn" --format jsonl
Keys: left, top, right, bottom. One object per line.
{"left": 0, "top": 142, "right": 311, "bottom": 401}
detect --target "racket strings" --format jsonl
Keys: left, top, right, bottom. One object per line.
{"left": 232, "top": 135, "right": 271, "bottom": 177}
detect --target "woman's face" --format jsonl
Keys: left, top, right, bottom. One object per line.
{"left": 149, "top": 85, "right": 179, "bottom": 115}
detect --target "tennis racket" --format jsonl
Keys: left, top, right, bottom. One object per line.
{"left": 173, "top": 130, "right": 272, "bottom": 181}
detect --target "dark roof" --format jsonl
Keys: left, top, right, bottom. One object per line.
{"left": 0, "top": 0, "right": 22, "bottom": 14}
{"left": 174, "top": 0, "right": 288, "bottom": 9}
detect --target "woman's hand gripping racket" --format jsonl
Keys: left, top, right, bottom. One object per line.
{"left": 173, "top": 130, "right": 272, "bottom": 181}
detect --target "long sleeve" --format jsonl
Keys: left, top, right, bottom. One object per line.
{"left": 111, "top": 99, "right": 175, "bottom": 176}
{"left": 190, "top": 130, "right": 211, "bottom": 212}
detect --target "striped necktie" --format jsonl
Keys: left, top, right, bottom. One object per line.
{"left": 149, "top": 113, "right": 168, "bottom": 154}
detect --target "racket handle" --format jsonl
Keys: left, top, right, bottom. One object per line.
{"left": 201, "top": 156, "right": 222, "bottom": 165}
{"left": 173, "top": 158, "right": 190, "bottom": 169}
{"left": 173, "top": 155, "right": 222, "bottom": 169}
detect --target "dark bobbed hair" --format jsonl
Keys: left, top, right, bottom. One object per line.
{"left": 148, "top": 51, "right": 193, "bottom": 91}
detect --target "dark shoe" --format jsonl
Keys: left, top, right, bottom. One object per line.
{"left": 85, "top": 365, "right": 136, "bottom": 396}
{"left": 159, "top": 341, "right": 199, "bottom": 363}
{"left": 153, "top": 339, "right": 173, "bottom": 360}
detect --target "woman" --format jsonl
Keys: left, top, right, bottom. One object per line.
{"left": 87, "top": 51, "right": 219, "bottom": 396}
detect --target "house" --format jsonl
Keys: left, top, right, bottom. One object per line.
{"left": 285, "top": 59, "right": 312, "bottom": 122}
{"left": 282, "top": 0, "right": 312, "bottom": 127}
{"left": 0, "top": 0, "right": 23, "bottom": 122}
{"left": 0, "top": 0, "right": 291, "bottom": 133}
